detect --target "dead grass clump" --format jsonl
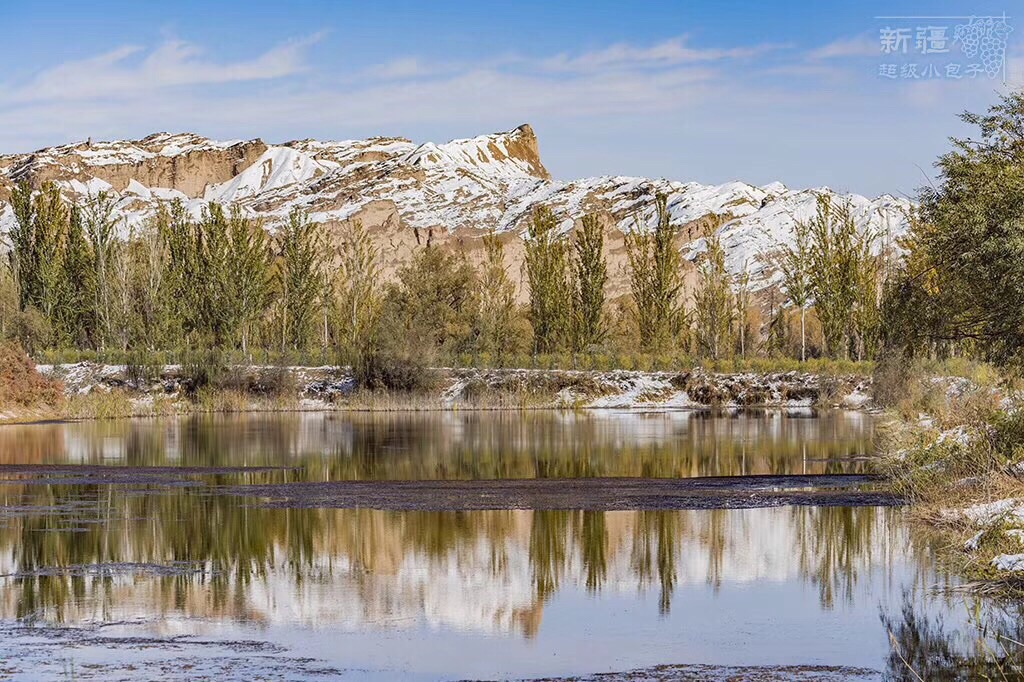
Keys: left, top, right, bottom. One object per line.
{"left": 0, "top": 340, "right": 64, "bottom": 410}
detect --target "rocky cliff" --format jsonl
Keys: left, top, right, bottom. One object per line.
{"left": 0, "top": 124, "right": 911, "bottom": 298}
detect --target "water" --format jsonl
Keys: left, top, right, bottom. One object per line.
{"left": 0, "top": 410, "right": 1017, "bottom": 680}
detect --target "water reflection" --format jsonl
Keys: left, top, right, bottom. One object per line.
{"left": 2, "top": 503, "right": 915, "bottom": 636}
{"left": 882, "top": 593, "right": 1024, "bottom": 680}
{"left": 5, "top": 410, "right": 1015, "bottom": 681}
{"left": 0, "top": 409, "right": 874, "bottom": 478}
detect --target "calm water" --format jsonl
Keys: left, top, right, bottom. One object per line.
{"left": 0, "top": 410, "right": 1018, "bottom": 680}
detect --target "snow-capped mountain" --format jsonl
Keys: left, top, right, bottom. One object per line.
{"left": 0, "top": 124, "right": 911, "bottom": 294}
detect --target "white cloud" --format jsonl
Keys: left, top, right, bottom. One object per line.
{"left": 0, "top": 33, "right": 1010, "bottom": 197}
{"left": 807, "top": 34, "right": 878, "bottom": 60}
{"left": 6, "top": 33, "right": 324, "bottom": 103}
{"left": 541, "top": 36, "right": 786, "bottom": 72}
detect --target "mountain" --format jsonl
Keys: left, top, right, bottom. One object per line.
{"left": 0, "top": 124, "right": 911, "bottom": 298}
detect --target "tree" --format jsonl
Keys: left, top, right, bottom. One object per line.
{"left": 571, "top": 214, "right": 607, "bottom": 350}
{"left": 733, "top": 265, "right": 753, "bottom": 357}
{"left": 276, "top": 209, "right": 327, "bottom": 350}
{"left": 56, "top": 204, "right": 96, "bottom": 346}
{"left": 624, "top": 194, "right": 684, "bottom": 352}
{"left": 524, "top": 206, "right": 571, "bottom": 354}
{"left": 9, "top": 182, "right": 68, "bottom": 323}
{"left": 383, "top": 244, "right": 477, "bottom": 360}
{"left": 228, "top": 209, "right": 273, "bottom": 354}
{"left": 83, "top": 193, "right": 122, "bottom": 349}
{"left": 806, "top": 195, "right": 859, "bottom": 359}
{"left": 475, "top": 232, "right": 522, "bottom": 358}
{"left": 851, "top": 230, "right": 882, "bottom": 361}
{"left": 883, "top": 92, "right": 1024, "bottom": 366}
{"left": 693, "top": 233, "right": 733, "bottom": 359}
{"left": 779, "top": 217, "right": 812, "bottom": 361}
{"left": 335, "top": 220, "right": 383, "bottom": 361}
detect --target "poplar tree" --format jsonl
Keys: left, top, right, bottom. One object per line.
{"left": 779, "top": 217, "right": 812, "bottom": 361}
{"left": 571, "top": 214, "right": 607, "bottom": 350}
{"left": 229, "top": 209, "right": 273, "bottom": 354}
{"left": 475, "top": 232, "right": 520, "bottom": 358}
{"left": 624, "top": 194, "right": 684, "bottom": 352}
{"left": 84, "top": 193, "right": 121, "bottom": 349}
{"left": 852, "top": 230, "right": 881, "bottom": 361}
{"left": 733, "top": 266, "right": 752, "bottom": 358}
{"left": 277, "top": 209, "right": 327, "bottom": 350}
{"left": 336, "top": 220, "right": 383, "bottom": 360}
{"left": 57, "top": 204, "right": 96, "bottom": 346}
{"left": 806, "top": 196, "right": 859, "bottom": 359}
{"left": 693, "top": 233, "right": 734, "bottom": 359}
{"left": 524, "top": 206, "right": 571, "bottom": 354}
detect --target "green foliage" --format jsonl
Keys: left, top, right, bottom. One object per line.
{"left": 883, "top": 92, "right": 1024, "bottom": 369}
{"left": 276, "top": 209, "right": 327, "bottom": 350}
{"left": 158, "top": 202, "right": 273, "bottom": 349}
{"left": 475, "top": 233, "right": 526, "bottom": 358}
{"left": 571, "top": 214, "right": 607, "bottom": 350}
{"left": 384, "top": 244, "right": 477, "bottom": 360}
{"left": 624, "top": 194, "right": 684, "bottom": 352}
{"left": 335, "top": 220, "right": 383, "bottom": 361}
{"left": 525, "top": 206, "right": 571, "bottom": 353}
{"left": 693, "top": 233, "right": 733, "bottom": 359}
{"left": 806, "top": 195, "right": 862, "bottom": 358}
{"left": 779, "top": 215, "right": 811, "bottom": 361}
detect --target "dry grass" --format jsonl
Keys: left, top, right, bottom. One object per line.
{"left": 876, "top": 375, "right": 1024, "bottom": 593}
{"left": 0, "top": 341, "right": 64, "bottom": 414}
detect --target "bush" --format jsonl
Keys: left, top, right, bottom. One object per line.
{"left": 0, "top": 340, "right": 64, "bottom": 409}
{"left": 181, "top": 349, "right": 230, "bottom": 396}
{"left": 352, "top": 348, "right": 437, "bottom": 392}
{"left": 125, "top": 350, "right": 164, "bottom": 387}
{"left": 872, "top": 349, "right": 921, "bottom": 409}
{"left": 10, "top": 308, "right": 50, "bottom": 355}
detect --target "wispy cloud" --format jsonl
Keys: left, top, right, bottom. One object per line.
{"left": 0, "top": 32, "right": 1011, "bottom": 196}
{"left": 541, "top": 36, "right": 787, "bottom": 72}
{"left": 7, "top": 33, "right": 324, "bottom": 103}
{"left": 807, "top": 34, "right": 878, "bottom": 60}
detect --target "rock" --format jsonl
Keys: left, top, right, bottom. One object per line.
{"left": 991, "top": 553, "right": 1024, "bottom": 571}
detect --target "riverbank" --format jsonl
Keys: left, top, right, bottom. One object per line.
{"left": 875, "top": 371, "right": 1024, "bottom": 594}
{"left": 22, "top": 362, "right": 874, "bottom": 421}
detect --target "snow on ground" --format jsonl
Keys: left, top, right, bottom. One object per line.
{"left": 991, "top": 554, "right": 1024, "bottom": 571}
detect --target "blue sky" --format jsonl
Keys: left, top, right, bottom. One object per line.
{"left": 0, "top": 0, "right": 1019, "bottom": 196}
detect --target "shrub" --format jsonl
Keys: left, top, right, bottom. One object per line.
{"left": 0, "top": 341, "right": 64, "bottom": 409}
{"left": 10, "top": 308, "right": 50, "bottom": 355}
{"left": 352, "top": 348, "right": 437, "bottom": 392}
{"left": 872, "top": 349, "right": 921, "bottom": 409}
{"left": 181, "top": 349, "right": 230, "bottom": 396}
{"left": 125, "top": 350, "right": 164, "bottom": 387}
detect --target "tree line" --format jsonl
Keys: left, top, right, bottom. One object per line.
{"left": 0, "top": 178, "right": 891, "bottom": 377}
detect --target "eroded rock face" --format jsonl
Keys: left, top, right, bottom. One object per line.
{"left": 0, "top": 124, "right": 911, "bottom": 298}
{"left": 3, "top": 134, "right": 269, "bottom": 198}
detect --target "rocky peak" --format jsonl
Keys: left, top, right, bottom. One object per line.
{"left": 0, "top": 124, "right": 910, "bottom": 296}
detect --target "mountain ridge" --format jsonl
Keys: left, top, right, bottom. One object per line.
{"left": 0, "top": 124, "right": 911, "bottom": 293}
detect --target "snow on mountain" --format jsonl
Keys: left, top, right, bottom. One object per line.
{"left": 0, "top": 124, "right": 912, "bottom": 291}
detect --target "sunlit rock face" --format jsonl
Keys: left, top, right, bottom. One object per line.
{"left": 0, "top": 125, "right": 910, "bottom": 299}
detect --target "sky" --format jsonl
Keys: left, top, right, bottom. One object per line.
{"left": 0, "top": 0, "right": 1020, "bottom": 197}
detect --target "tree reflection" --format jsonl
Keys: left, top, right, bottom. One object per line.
{"left": 881, "top": 592, "right": 1024, "bottom": 681}
{"left": 0, "top": 411, "right": 898, "bottom": 639}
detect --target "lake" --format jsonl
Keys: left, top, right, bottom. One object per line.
{"left": 0, "top": 410, "right": 1018, "bottom": 680}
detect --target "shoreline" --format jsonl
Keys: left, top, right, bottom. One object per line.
{"left": 17, "top": 362, "right": 874, "bottom": 423}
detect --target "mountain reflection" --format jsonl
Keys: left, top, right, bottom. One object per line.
{"left": 0, "top": 411, "right": 902, "bottom": 638}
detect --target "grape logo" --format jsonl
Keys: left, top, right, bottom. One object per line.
{"left": 876, "top": 13, "right": 1012, "bottom": 81}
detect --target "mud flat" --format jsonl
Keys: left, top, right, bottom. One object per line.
{"left": 226, "top": 474, "right": 898, "bottom": 511}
